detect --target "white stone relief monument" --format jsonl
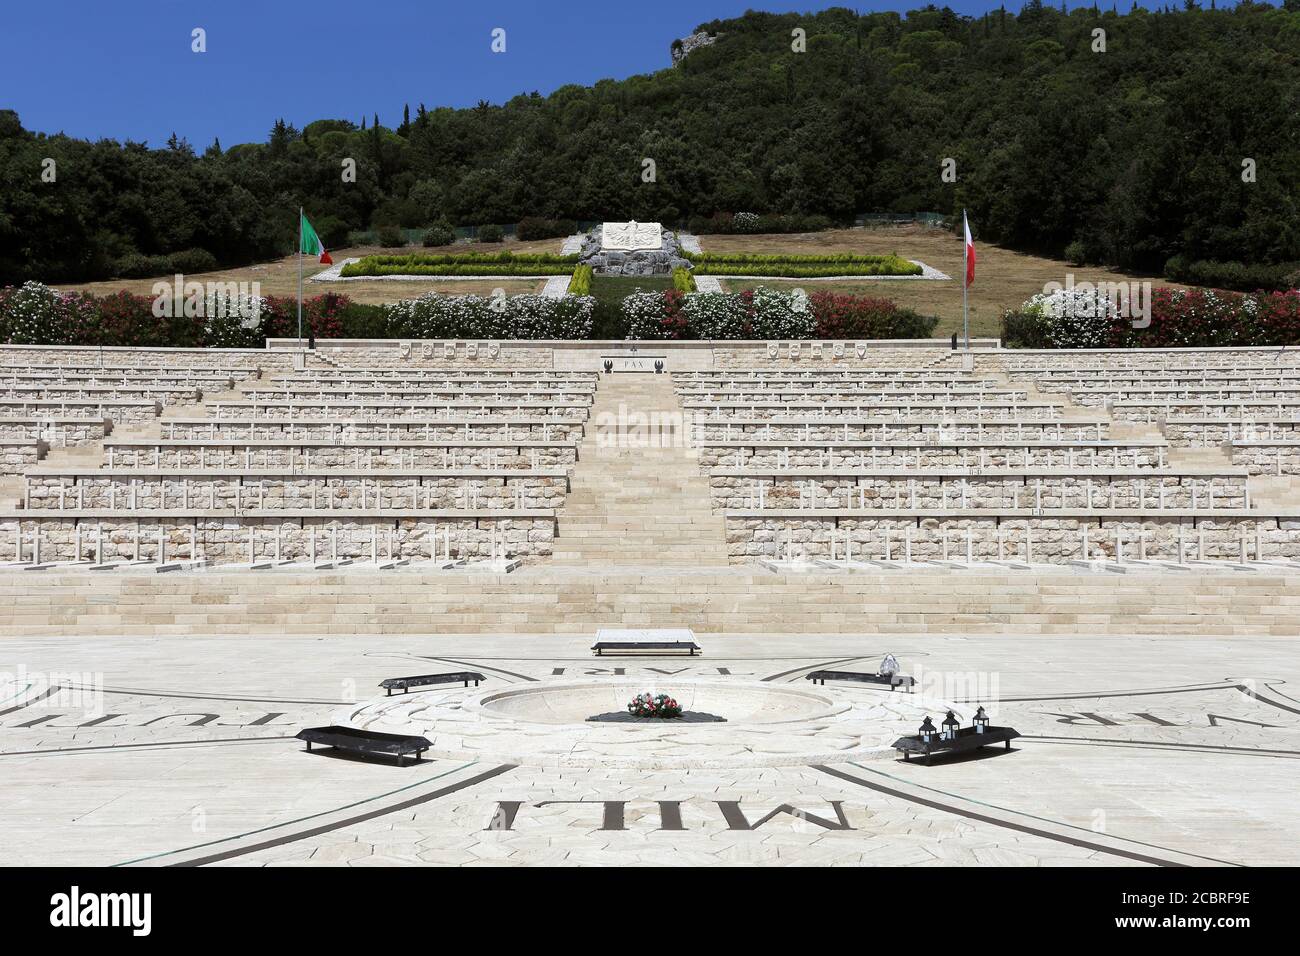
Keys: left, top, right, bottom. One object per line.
{"left": 600, "top": 220, "right": 664, "bottom": 252}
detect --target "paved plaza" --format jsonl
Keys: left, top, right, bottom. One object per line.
{"left": 3, "top": 632, "right": 1297, "bottom": 867}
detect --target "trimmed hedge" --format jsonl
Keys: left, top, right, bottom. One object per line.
{"left": 684, "top": 251, "right": 922, "bottom": 277}
{"left": 568, "top": 265, "right": 593, "bottom": 296}
{"left": 672, "top": 267, "right": 696, "bottom": 293}
{"left": 340, "top": 251, "right": 580, "bottom": 278}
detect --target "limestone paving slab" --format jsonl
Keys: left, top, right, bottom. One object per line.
{"left": 1, "top": 632, "right": 1298, "bottom": 866}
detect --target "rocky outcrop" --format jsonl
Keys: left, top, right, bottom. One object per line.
{"left": 671, "top": 31, "right": 720, "bottom": 65}
{"left": 577, "top": 225, "right": 693, "bottom": 276}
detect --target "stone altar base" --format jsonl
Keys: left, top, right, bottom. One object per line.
{"left": 578, "top": 224, "right": 693, "bottom": 276}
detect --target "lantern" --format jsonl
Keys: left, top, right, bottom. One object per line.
{"left": 918, "top": 716, "right": 937, "bottom": 743}
{"left": 973, "top": 705, "right": 990, "bottom": 734}
{"left": 941, "top": 710, "right": 960, "bottom": 740}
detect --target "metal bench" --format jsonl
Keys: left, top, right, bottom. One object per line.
{"left": 379, "top": 671, "right": 486, "bottom": 695}
{"left": 296, "top": 726, "right": 432, "bottom": 766}
{"left": 892, "top": 725, "right": 1020, "bottom": 765}
{"left": 591, "top": 641, "right": 701, "bottom": 657}
{"left": 806, "top": 669, "right": 915, "bottom": 692}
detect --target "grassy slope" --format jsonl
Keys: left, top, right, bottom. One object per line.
{"left": 709, "top": 226, "right": 1186, "bottom": 339}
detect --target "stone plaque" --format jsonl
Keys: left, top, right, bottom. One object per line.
{"left": 601, "top": 221, "right": 663, "bottom": 252}
{"left": 601, "top": 354, "right": 666, "bottom": 372}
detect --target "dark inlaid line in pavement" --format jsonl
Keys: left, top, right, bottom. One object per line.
{"left": 170, "top": 763, "right": 517, "bottom": 867}
{"left": 763, "top": 658, "right": 862, "bottom": 682}
{"left": 0, "top": 736, "right": 293, "bottom": 757}
{"left": 61, "top": 683, "right": 338, "bottom": 706}
{"left": 814, "top": 763, "right": 1239, "bottom": 868}
{"left": 1023, "top": 735, "right": 1300, "bottom": 758}
{"left": 421, "top": 657, "right": 539, "bottom": 682}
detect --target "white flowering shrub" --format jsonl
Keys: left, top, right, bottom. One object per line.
{"left": 749, "top": 287, "right": 815, "bottom": 338}
{"left": 0, "top": 281, "right": 94, "bottom": 344}
{"left": 682, "top": 291, "right": 752, "bottom": 339}
{"left": 203, "top": 292, "right": 267, "bottom": 348}
{"left": 624, "top": 291, "right": 677, "bottom": 339}
{"left": 1020, "top": 287, "right": 1123, "bottom": 348}
{"left": 624, "top": 288, "right": 815, "bottom": 339}
{"left": 387, "top": 293, "right": 593, "bottom": 339}
{"left": 732, "top": 212, "right": 761, "bottom": 233}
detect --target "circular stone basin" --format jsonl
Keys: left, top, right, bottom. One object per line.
{"left": 474, "top": 680, "right": 844, "bottom": 726}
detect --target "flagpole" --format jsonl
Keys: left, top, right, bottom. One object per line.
{"left": 296, "top": 207, "right": 303, "bottom": 347}
{"left": 962, "top": 209, "right": 969, "bottom": 351}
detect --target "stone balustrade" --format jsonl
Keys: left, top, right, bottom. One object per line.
{"left": 0, "top": 417, "right": 110, "bottom": 445}
{"left": 723, "top": 513, "right": 1300, "bottom": 563}
{"left": 0, "top": 513, "right": 556, "bottom": 565}
{"left": 689, "top": 419, "right": 1107, "bottom": 443}
{"left": 160, "top": 418, "right": 584, "bottom": 443}
{"left": 25, "top": 470, "right": 569, "bottom": 511}
{"left": 0, "top": 397, "right": 160, "bottom": 422}
{"left": 709, "top": 471, "right": 1249, "bottom": 511}
{"left": 102, "top": 438, "right": 580, "bottom": 470}
{"left": 695, "top": 440, "right": 1170, "bottom": 470}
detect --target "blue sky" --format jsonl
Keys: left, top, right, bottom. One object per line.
{"left": 0, "top": 0, "right": 1217, "bottom": 147}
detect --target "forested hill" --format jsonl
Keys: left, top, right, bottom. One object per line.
{"left": 2, "top": 3, "right": 1299, "bottom": 285}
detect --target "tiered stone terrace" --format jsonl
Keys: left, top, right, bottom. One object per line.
{"left": 0, "top": 340, "right": 1296, "bottom": 635}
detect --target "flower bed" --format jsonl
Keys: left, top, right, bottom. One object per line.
{"left": 627, "top": 693, "right": 682, "bottom": 719}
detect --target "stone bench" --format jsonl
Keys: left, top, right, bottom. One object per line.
{"left": 591, "top": 640, "right": 701, "bottom": 656}
{"left": 806, "top": 669, "right": 915, "bottom": 691}
{"left": 379, "top": 672, "right": 486, "bottom": 695}
{"left": 892, "top": 725, "right": 1020, "bottom": 764}
{"left": 297, "top": 726, "right": 431, "bottom": 766}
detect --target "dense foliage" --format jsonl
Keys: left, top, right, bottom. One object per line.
{"left": 0, "top": 283, "right": 595, "bottom": 344}
{"left": 1002, "top": 287, "right": 1300, "bottom": 347}
{"left": 625, "top": 287, "right": 938, "bottom": 339}
{"left": 3, "top": 5, "right": 1299, "bottom": 287}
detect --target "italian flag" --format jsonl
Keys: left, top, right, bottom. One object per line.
{"left": 300, "top": 212, "right": 333, "bottom": 265}
{"left": 963, "top": 210, "right": 976, "bottom": 288}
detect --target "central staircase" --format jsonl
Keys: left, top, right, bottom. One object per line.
{"left": 550, "top": 374, "right": 729, "bottom": 566}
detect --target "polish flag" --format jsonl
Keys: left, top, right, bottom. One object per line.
{"left": 963, "top": 210, "right": 976, "bottom": 288}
